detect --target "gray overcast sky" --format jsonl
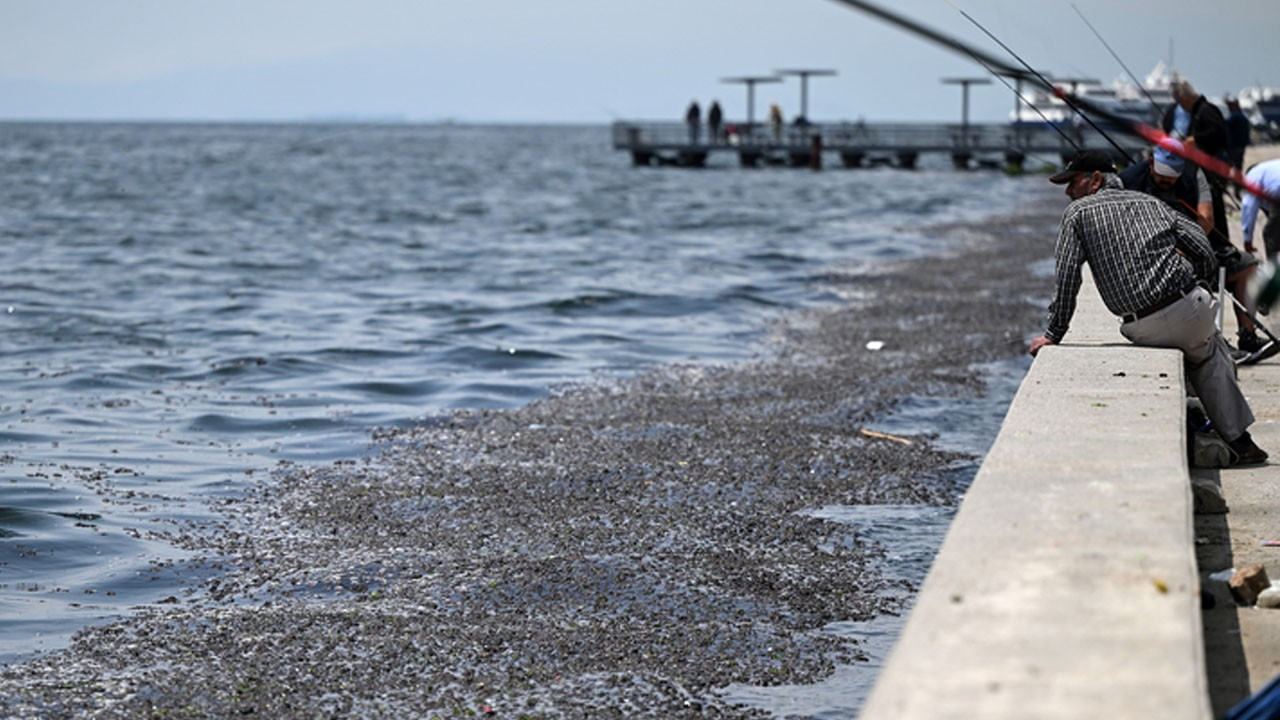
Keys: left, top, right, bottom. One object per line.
{"left": 1, "top": 0, "right": 1275, "bottom": 123}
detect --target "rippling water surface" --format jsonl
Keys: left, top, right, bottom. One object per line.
{"left": 0, "top": 122, "right": 1032, "bottom": 663}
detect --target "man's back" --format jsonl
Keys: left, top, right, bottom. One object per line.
{"left": 1055, "top": 184, "right": 1212, "bottom": 324}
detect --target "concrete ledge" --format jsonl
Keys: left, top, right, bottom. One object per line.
{"left": 859, "top": 272, "right": 1211, "bottom": 718}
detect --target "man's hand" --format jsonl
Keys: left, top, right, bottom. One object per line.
{"left": 1029, "top": 335, "right": 1057, "bottom": 357}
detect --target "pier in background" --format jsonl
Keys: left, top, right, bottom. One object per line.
{"left": 612, "top": 119, "right": 1148, "bottom": 170}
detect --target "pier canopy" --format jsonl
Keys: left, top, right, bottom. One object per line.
{"left": 773, "top": 68, "right": 837, "bottom": 120}
{"left": 997, "top": 68, "right": 1054, "bottom": 121}
{"left": 720, "top": 75, "right": 783, "bottom": 128}
{"left": 941, "top": 76, "right": 991, "bottom": 136}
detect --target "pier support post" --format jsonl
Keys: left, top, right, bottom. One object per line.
{"left": 1004, "top": 150, "right": 1026, "bottom": 174}
{"left": 951, "top": 152, "right": 972, "bottom": 170}
{"left": 841, "top": 151, "right": 864, "bottom": 168}
{"left": 896, "top": 151, "right": 918, "bottom": 170}
{"left": 738, "top": 150, "right": 761, "bottom": 168}
{"left": 809, "top": 134, "right": 822, "bottom": 171}
{"left": 631, "top": 151, "right": 654, "bottom": 166}
{"left": 678, "top": 151, "right": 708, "bottom": 168}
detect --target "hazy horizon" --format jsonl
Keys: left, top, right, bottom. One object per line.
{"left": 3, "top": 0, "right": 1276, "bottom": 125}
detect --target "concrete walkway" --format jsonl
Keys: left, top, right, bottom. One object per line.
{"left": 1197, "top": 143, "right": 1280, "bottom": 718}
{"left": 861, "top": 143, "right": 1280, "bottom": 719}
{"left": 860, "top": 270, "right": 1210, "bottom": 719}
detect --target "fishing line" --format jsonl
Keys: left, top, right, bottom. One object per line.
{"left": 1071, "top": 4, "right": 1163, "bottom": 118}
{"left": 947, "top": 3, "right": 1134, "bottom": 164}
{"left": 822, "top": 0, "right": 1122, "bottom": 157}
{"left": 988, "top": 69, "right": 1083, "bottom": 153}
{"left": 822, "top": 0, "right": 1276, "bottom": 202}
{"left": 1068, "top": 2, "right": 1250, "bottom": 220}
{"left": 957, "top": 43, "right": 1081, "bottom": 151}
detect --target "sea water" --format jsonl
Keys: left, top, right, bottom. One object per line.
{"left": 0, "top": 122, "right": 1032, "bottom": 668}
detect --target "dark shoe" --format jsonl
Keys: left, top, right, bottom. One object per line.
{"left": 1239, "top": 330, "right": 1267, "bottom": 353}
{"left": 1228, "top": 342, "right": 1251, "bottom": 362}
{"left": 1228, "top": 432, "right": 1269, "bottom": 466}
{"left": 1239, "top": 340, "right": 1280, "bottom": 366}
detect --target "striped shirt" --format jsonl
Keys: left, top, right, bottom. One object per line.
{"left": 1045, "top": 175, "right": 1216, "bottom": 342}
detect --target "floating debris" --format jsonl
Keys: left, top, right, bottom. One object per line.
{"left": 860, "top": 428, "right": 913, "bottom": 445}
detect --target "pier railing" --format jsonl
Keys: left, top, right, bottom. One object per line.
{"left": 612, "top": 119, "right": 1147, "bottom": 169}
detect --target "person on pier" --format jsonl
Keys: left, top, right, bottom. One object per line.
{"left": 769, "top": 103, "right": 783, "bottom": 143}
{"left": 685, "top": 100, "right": 701, "bottom": 144}
{"left": 1030, "top": 150, "right": 1268, "bottom": 466}
{"left": 708, "top": 101, "right": 723, "bottom": 144}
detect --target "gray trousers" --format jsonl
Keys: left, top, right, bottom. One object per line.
{"left": 1120, "top": 286, "right": 1255, "bottom": 442}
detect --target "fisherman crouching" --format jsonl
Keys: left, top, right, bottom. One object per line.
{"left": 1029, "top": 150, "right": 1268, "bottom": 466}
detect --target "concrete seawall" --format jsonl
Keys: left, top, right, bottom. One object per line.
{"left": 859, "top": 270, "right": 1212, "bottom": 718}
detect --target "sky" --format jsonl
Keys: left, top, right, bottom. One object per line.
{"left": 1, "top": 0, "right": 1276, "bottom": 124}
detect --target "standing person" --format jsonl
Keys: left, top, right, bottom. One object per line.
{"left": 1120, "top": 142, "right": 1273, "bottom": 363}
{"left": 685, "top": 100, "right": 701, "bottom": 144}
{"left": 1161, "top": 79, "right": 1231, "bottom": 247}
{"left": 1242, "top": 158, "right": 1280, "bottom": 259}
{"left": 769, "top": 103, "right": 783, "bottom": 143}
{"left": 707, "top": 101, "right": 723, "bottom": 145}
{"left": 1225, "top": 96, "right": 1252, "bottom": 175}
{"left": 1029, "top": 150, "right": 1267, "bottom": 465}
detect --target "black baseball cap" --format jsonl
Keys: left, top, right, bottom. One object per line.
{"left": 1049, "top": 150, "right": 1116, "bottom": 184}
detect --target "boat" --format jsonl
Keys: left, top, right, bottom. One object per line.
{"left": 1010, "top": 62, "right": 1174, "bottom": 130}
{"left": 1236, "top": 85, "right": 1280, "bottom": 139}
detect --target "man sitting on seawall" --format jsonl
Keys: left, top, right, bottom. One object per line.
{"left": 1119, "top": 141, "right": 1277, "bottom": 364}
{"left": 1030, "top": 150, "right": 1268, "bottom": 466}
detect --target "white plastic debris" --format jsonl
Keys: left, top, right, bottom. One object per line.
{"left": 1259, "top": 582, "right": 1280, "bottom": 609}
{"left": 865, "top": 340, "right": 885, "bottom": 351}
{"left": 1209, "top": 568, "right": 1236, "bottom": 583}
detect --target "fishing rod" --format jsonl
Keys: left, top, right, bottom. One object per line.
{"left": 983, "top": 65, "right": 1085, "bottom": 168}
{"left": 1071, "top": 4, "right": 1164, "bottom": 119}
{"left": 947, "top": 3, "right": 1135, "bottom": 164}
{"left": 823, "top": 0, "right": 1278, "bottom": 203}
{"left": 1067, "top": 2, "right": 1244, "bottom": 217}
{"left": 825, "top": 0, "right": 1129, "bottom": 157}
{"left": 954, "top": 40, "right": 1083, "bottom": 151}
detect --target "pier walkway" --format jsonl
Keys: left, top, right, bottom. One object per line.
{"left": 612, "top": 120, "right": 1149, "bottom": 170}
{"left": 1197, "top": 144, "right": 1280, "bottom": 718}
{"left": 858, "top": 144, "right": 1280, "bottom": 718}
